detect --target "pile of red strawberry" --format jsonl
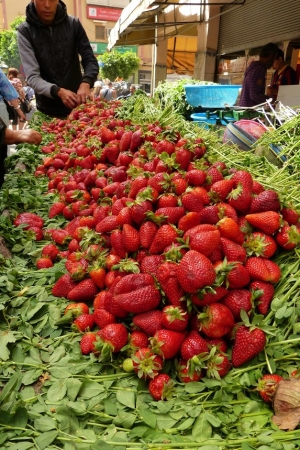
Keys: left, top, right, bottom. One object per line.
{"left": 14, "top": 99, "right": 300, "bottom": 401}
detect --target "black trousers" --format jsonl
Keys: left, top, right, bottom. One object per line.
{"left": 0, "top": 144, "right": 7, "bottom": 187}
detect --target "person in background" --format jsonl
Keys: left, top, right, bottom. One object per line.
{"left": 267, "top": 49, "right": 298, "bottom": 102}
{"left": 23, "top": 79, "right": 35, "bottom": 101}
{"left": 129, "top": 85, "right": 136, "bottom": 96}
{"left": 239, "top": 42, "right": 280, "bottom": 108}
{"left": 0, "top": 69, "right": 26, "bottom": 127}
{"left": 17, "top": 0, "right": 99, "bottom": 118}
{"left": 100, "top": 81, "right": 117, "bottom": 101}
{"left": 7, "top": 68, "right": 26, "bottom": 130}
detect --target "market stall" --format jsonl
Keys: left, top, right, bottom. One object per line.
{"left": 0, "top": 89, "right": 300, "bottom": 449}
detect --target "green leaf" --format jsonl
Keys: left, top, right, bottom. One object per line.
{"left": 66, "top": 378, "right": 82, "bottom": 402}
{"left": 34, "top": 416, "right": 57, "bottom": 432}
{"left": 34, "top": 430, "right": 58, "bottom": 450}
{"left": 205, "top": 411, "right": 222, "bottom": 427}
{"left": 0, "top": 371, "right": 22, "bottom": 403}
{"left": 184, "top": 381, "right": 206, "bottom": 393}
{"left": 0, "top": 330, "right": 16, "bottom": 360}
{"left": 46, "top": 379, "right": 67, "bottom": 402}
{"left": 138, "top": 405, "right": 156, "bottom": 428}
{"left": 192, "top": 413, "right": 212, "bottom": 442}
{"left": 116, "top": 390, "right": 135, "bottom": 409}
{"left": 22, "top": 369, "right": 44, "bottom": 385}
{"left": 79, "top": 381, "right": 106, "bottom": 399}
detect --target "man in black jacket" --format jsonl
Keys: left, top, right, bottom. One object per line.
{"left": 17, "top": 0, "right": 99, "bottom": 118}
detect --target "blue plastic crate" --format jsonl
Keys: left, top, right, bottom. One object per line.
{"left": 185, "top": 85, "right": 242, "bottom": 108}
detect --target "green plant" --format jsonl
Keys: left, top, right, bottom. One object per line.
{"left": 0, "top": 16, "right": 25, "bottom": 69}
{"left": 98, "top": 50, "right": 140, "bottom": 81}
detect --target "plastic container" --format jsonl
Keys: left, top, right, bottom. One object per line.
{"left": 185, "top": 85, "right": 242, "bottom": 108}
{"left": 223, "top": 120, "right": 268, "bottom": 151}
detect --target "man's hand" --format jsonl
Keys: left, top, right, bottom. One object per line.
{"left": 58, "top": 88, "right": 80, "bottom": 109}
{"left": 5, "top": 128, "right": 42, "bottom": 146}
{"left": 77, "top": 82, "right": 92, "bottom": 104}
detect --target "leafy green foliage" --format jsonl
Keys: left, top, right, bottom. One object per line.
{"left": 0, "top": 16, "right": 25, "bottom": 69}
{"left": 153, "top": 79, "right": 218, "bottom": 119}
{"left": 98, "top": 50, "right": 140, "bottom": 81}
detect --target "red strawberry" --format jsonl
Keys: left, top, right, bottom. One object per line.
{"left": 67, "top": 278, "right": 99, "bottom": 302}
{"left": 80, "top": 332, "right": 97, "bottom": 355}
{"left": 65, "top": 302, "right": 89, "bottom": 316}
{"left": 128, "top": 175, "right": 148, "bottom": 199}
{"left": 110, "top": 229, "right": 127, "bottom": 258}
{"left": 42, "top": 243, "right": 60, "bottom": 261}
{"left": 130, "top": 128, "right": 144, "bottom": 151}
{"left": 50, "top": 229, "right": 70, "bottom": 245}
{"left": 220, "top": 237, "right": 247, "bottom": 263}
{"left": 178, "top": 359, "right": 203, "bottom": 383}
{"left": 151, "top": 329, "right": 185, "bottom": 359}
{"left": 94, "top": 308, "right": 116, "bottom": 329}
{"left": 209, "top": 179, "right": 234, "bottom": 203}
{"left": 175, "top": 147, "right": 192, "bottom": 170}
{"left": 217, "top": 202, "right": 239, "bottom": 222}
{"left": 226, "top": 262, "right": 250, "bottom": 289}
{"left": 257, "top": 374, "right": 283, "bottom": 403}
{"left": 132, "top": 347, "right": 163, "bottom": 379}
{"left": 36, "top": 257, "right": 53, "bottom": 269}
{"left": 103, "top": 289, "right": 128, "bottom": 318}
{"left": 156, "top": 261, "right": 185, "bottom": 307}
{"left": 157, "top": 193, "right": 178, "bottom": 208}
{"left": 49, "top": 201, "right": 66, "bottom": 218}
{"left": 154, "top": 206, "right": 185, "bottom": 225}
{"left": 95, "top": 323, "right": 128, "bottom": 360}
{"left": 180, "top": 330, "right": 209, "bottom": 360}
{"left": 205, "top": 338, "right": 228, "bottom": 353}
{"left": 172, "top": 177, "right": 188, "bottom": 195}
{"left": 244, "top": 231, "right": 278, "bottom": 258}
{"left": 141, "top": 255, "right": 164, "bottom": 277}
{"left": 127, "top": 331, "right": 149, "bottom": 353}
{"left": 132, "top": 309, "right": 164, "bottom": 336}
{"left": 191, "top": 285, "right": 228, "bottom": 307}
{"left": 177, "top": 250, "right": 216, "bottom": 293}
{"left": 249, "top": 280, "right": 275, "bottom": 315}
{"left": 232, "top": 325, "right": 266, "bottom": 367}
{"left": 156, "top": 139, "right": 175, "bottom": 155}
{"left": 281, "top": 207, "right": 300, "bottom": 226}
{"left": 275, "top": 224, "right": 300, "bottom": 250}
{"left": 52, "top": 274, "right": 78, "bottom": 298}
{"left": 186, "top": 226, "right": 221, "bottom": 257}
{"left": 119, "top": 130, "right": 133, "bottom": 152}
{"left": 178, "top": 212, "right": 201, "bottom": 232}
{"left": 250, "top": 190, "right": 281, "bottom": 213}
{"left": 206, "top": 352, "right": 231, "bottom": 379}
{"left": 198, "top": 303, "right": 234, "bottom": 338}
{"left": 27, "top": 226, "right": 44, "bottom": 241}
{"left": 217, "top": 217, "right": 245, "bottom": 245}
{"left": 245, "top": 257, "right": 281, "bottom": 283}
{"left": 227, "top": 171, "right": 253, "bottom": 215}
{"left": 100, "top": 126, "right": 115, "bottom": 144}
{"left": 73, "top": 313, "right": 95, "bottom": 332}
{"left": 113, "top": 273, "right": 161, "bottom": 313}
{"left": 222, "top": 289, "right": 253, "bottom": 321}
{"left": 149, "top": 224, "right": 179, "bottom": 254}
{"left": 245, "top": 211, "right": 282, "bottom": 236}
{"left": 185, "top": 169, "right": 207, "bottom": 187}
{"left": 14, "top": 212, "right": 44, "bottom": 229}
{"left": 181, "top": 189, "right": 204, "bottom": 213}
{"left": 130, "top": 199, "right": 153, "bottom": 226}
{"left": 122, "top": 224, "right": 141, "bottom": 253}
{"left": 95, "top": 215, "right": 118, "bottom": 233}
{"left": 161, "top": 305, "right": 188, "bottom": 331}
{"left": 149, "top": 373, "right": 174, "bottom": 401}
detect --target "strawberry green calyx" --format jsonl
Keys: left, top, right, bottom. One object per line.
{"left": 132, "top": 348, "right": 163, "bottom": 379}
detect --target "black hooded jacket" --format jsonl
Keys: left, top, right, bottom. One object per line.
{"left": 17, "top": 1, "right": 99, "bottom": 117}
